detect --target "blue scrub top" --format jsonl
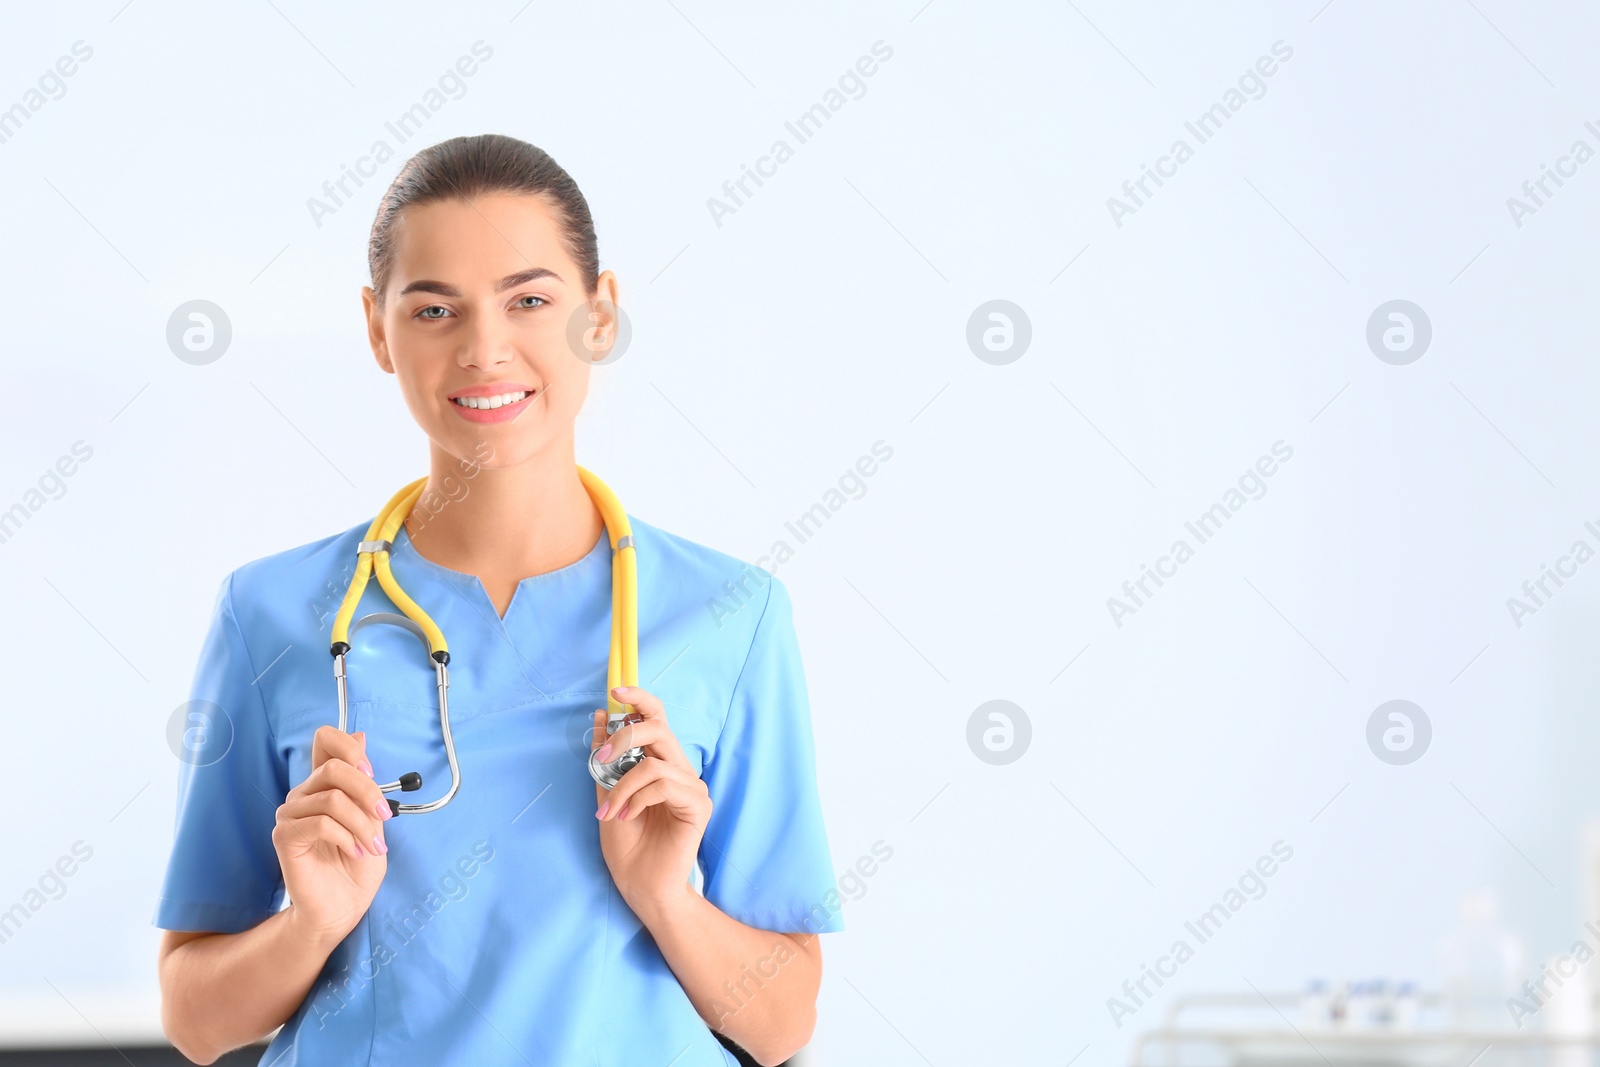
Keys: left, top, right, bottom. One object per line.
{"left": 153, "top": 513, "right": 844, "bottom": 1066}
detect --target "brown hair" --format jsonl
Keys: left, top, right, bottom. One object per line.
{"left": 367, "top": 134, "right": 600, "bottom": 309}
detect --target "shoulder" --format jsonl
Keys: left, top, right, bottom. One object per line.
{"left": 628, "top": 515, "right": 791, "bottom": 624}
{"left": 221, "top": 519, "right": 369, "bottom": 638}
{"left": 186, "top": 520, "right": 371, "bottom": 722}
{"left": 625, "top": 518, "right": 805, "bottom": 748}
{"left": 626, "top": 515, "right": 750, "bottom": 575}
{"left": 627, "top": 516, "right": 771, "bottom": 586}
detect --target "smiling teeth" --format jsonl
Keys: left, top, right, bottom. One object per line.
{"left": 452, "top": 390, "right": 529, "bottom": 410}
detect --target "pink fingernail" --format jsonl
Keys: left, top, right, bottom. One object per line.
{"left": 372, "top": 834, "right": 388, "bottom": 856}
{"left": 596, "top": 744, "right": 612, "bottom": 762}
{"left": 376, "top": 800, "right": 391, "bottom": 821}
{"left": 358, "top": 759, "right": 374, "bottom": 778}
{"left": 595, "top": 801, "right": 610, "bottom": 820}
{"left": 353, "top": 841, "right": 365, "bottom": 858}
{"left": 618, "top": 803, "right": 630, "bottom": 820}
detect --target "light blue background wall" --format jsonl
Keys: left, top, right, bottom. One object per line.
{"left": 1, "top": 1, "right": 1596, "bottom": 1063}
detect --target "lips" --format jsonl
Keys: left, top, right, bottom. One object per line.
{"left": 447, "top": 384, "right": 540, "bottom": 424}
{"left": 451, "top": 389, "right": 529, "bottom": 410}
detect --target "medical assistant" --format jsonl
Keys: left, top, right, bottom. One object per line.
{"left": 153, "top": 514, "right": 844, "bottom": 1067}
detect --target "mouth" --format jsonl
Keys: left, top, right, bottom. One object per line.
{"left": 447, "top": 386, "right": 540, "bottom": 423}
{"left": 450, "top": 389, "right": 531, "bottom": 410}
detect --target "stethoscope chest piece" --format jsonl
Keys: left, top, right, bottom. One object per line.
{"left": 588, "top": 712, "right": 646, "bottom": 790}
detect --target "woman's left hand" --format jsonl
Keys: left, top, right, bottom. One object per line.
{"left": 591, "top": 685, "right": 712, "bottom": 918}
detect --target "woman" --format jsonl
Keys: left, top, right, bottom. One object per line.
{"left": 154, "top": 134, "right": 842, "bottom": 1067}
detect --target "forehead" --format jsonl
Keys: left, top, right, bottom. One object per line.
{"left": 388, "top": 193, "right": 571, "bottom": 282}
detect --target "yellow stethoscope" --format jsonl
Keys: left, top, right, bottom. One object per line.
{"left": 329, "top": 466, "right": 644, "bottom": 815}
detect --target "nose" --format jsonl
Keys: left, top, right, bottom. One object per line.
{"left": 457, "top": 305, "right": 515, "bottom": 372}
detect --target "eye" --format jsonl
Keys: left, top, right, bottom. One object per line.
{"left": 417, "top": 305, "right": 451, "bottom": 320}
{"left": 515, "top": 295, "right": 546, "bottom": 309}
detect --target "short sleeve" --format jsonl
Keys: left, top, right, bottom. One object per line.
{"left": 699, "top": 577, "right": 843, "bottom": 934}
{"left": 152, "top": 571, "right": 291, "bottom": 933}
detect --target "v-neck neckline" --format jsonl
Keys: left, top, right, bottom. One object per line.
{"left": 392, "top": 524, "right": 611, "bottom": 625}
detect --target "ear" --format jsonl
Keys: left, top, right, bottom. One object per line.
{"left": 580, "top": 271, "right": 623, "bottom": 362}
{"left": 594, "top": 270, "right": 620, "bottom": 318}
{"left": 362, "top": 286, "right": 394, "bottom": 374}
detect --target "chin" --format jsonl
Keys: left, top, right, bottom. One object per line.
{"left": 448, "top": 430, "right": 550, "bottom": 471}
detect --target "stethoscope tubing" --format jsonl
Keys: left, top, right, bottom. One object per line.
{"left": 327, "top": 468, "right": 643, "bottom": 815}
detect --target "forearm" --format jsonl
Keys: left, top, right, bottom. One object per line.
{"left": 634, "top": 886, "right": 820, "bottom": 1066}
{"left": 159, "top": 906, "right": 341, "bottom": 1065}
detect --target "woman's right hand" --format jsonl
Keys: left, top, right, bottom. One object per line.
{"left": 272, "top": 725, "right": 392, "bottom": 946}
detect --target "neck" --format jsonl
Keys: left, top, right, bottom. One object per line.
{"left": 402, "top": 438, "right": 604, "bottom": 580}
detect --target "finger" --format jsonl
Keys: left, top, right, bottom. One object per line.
{"left": 601, "top": 688, "right": 688, "bottom": 766}
{"left": 611, "top": 685, "right": 665, "bottom": 722}
{"left": 312, "top": 724, "right": 372, "bottom": 777}
{"left": 296, "top": 757, "right": 389, "bottom": 821}
{"left": 301, "top": 756, "right": 381, "bottom": 802}
{"left": 597, "top": 757, "right": 706, "bottom": 821}
{"left": 274, "top": 811, "right": 366, "bottom": 862}
{"left": 597, "top": 756, "right": 669, "bottom": 818}
{"left": 612, "top": 771, "right": 711, "bottom": 825}
{"left": 592, "top": 709, "right": 645, "bottom": 751}
{"left": 595, "top": 717, "right": 688, "bottom": 770}
{"left": 281, "top": 786, "right": 387, "bottom": 854}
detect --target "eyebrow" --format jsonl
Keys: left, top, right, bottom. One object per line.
{"left": 397, "top": 267, "right": 563, "bottom": 298}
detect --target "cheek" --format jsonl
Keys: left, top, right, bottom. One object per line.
{"left": 542, "top": 368, "right": 590, "bottom": 424}
{"left": 391, "top": 319, "right": 461, "bottom": 381}
{"left": 390, "top": 355, "right": 449, "bottom": 423}
{"left": 527, "top": 321, "right": 592, "bottom": 402}
{"left": 531, "top": 309, "right": 584, "bottom": 364}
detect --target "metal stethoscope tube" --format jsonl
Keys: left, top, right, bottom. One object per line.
{"left": 334, "top": 612, "right": 461, "bottom": 816}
